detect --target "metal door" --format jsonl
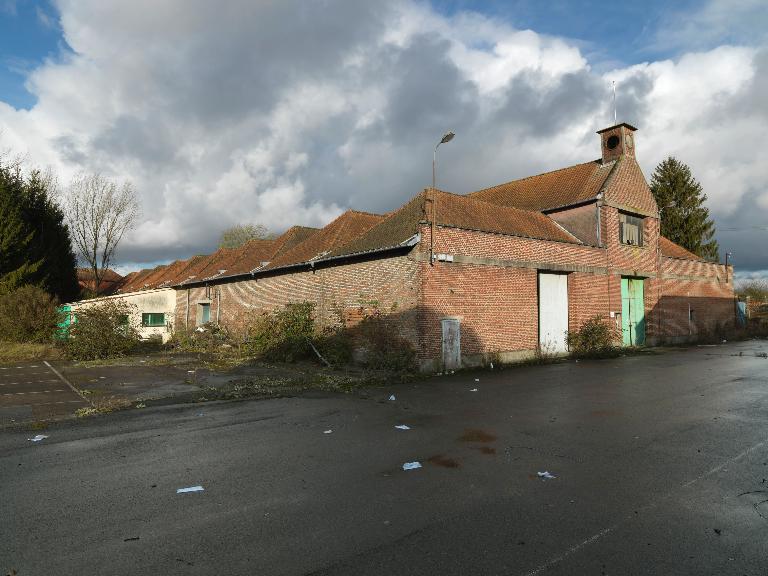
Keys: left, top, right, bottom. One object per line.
{"left": 621, "top": 277, "right": 645, "bottom": 346}
{"left": 538, "top": 272, "right": 569, "bottom": 354}
{"left": 441, "top": 318, "right": 461, "bottom": 370}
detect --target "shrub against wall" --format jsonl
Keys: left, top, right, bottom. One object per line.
{"left": 64, "top": 300, "right": 141, "bottom": 360}
{"left": 0, "top": 285, "right": 60, "bottom": 343}
{"left": 566, "top": 315, "right": 620, "bottom": 358}
{"left": 242, "top": 302, "right": 316, "bottom": 362}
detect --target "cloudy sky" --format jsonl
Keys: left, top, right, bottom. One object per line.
{"left": 1, "top": 0, "right": 767, "bottom": 278}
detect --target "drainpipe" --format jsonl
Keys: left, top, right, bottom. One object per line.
{"left": 216, "top": 288, "right": 221, "bottom": 325}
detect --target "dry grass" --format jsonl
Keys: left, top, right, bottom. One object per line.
{"left": 0, "top": 341, "right": 61, "bottom": 363}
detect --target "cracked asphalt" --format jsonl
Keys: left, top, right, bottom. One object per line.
{"left": 3, "top": 340, "right": 768, "bottom": 575}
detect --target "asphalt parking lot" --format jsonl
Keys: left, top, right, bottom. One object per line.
{"left": 3, "top": 340, "right": 768, "bottom": 575}
{"left": 0, "top": 361, "right": 89, "bottom": 424}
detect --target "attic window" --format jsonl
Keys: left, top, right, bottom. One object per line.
{"left": 606, "top": 135, "right": 620, "bottom": 150}
{"left": 619, "top": 212, "right": 643, "bottom": 246}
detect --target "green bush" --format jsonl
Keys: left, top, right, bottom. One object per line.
{"left": 356, "top": 311, "right": 416, "bottom": 372}
{"left": 0, "top": 285, "right": 60, "bottom": 343}
{"left": 243, "top": 302, "right": 315, "bottom": 362}
{"left": 64, "top": 300, "right": 141, "bottom": 360}
{"left": 314, "top": 326, "right": 353, "bottom": 365}
{"left": 167, "top": 322, "right": 232, "bottom": 353}
{"left": 566, "top": 316, "right": 620, "bottom": 358}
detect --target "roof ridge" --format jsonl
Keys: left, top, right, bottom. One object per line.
{"left": 471, "top": 158, "right": 608, "bottom": 195}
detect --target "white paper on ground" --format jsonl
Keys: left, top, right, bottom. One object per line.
{"left": 474, "top": 378, "right": 480, "bottom": 382}
{"left": 470, "top": 388, "right": 478, "bottom": 392}
{"left": 28, "top": 434, "right": 48, "bottom": 442}
{"left": 402, "top": 462, "right": 422, "bottom": 471}
{"left": 394, "top": 425, "right": 411, "bottom": 430}
{"left": 176, "top": 485, "right": 205, "bottom": 493}
{"left": 323, "top": 430, "right": 333, "bottom": 434}
{"left": 388, "top": 395, "right": 396, "bottom": 401}
{"left": 537, "top": 471, "right": 556, "bottom": 480}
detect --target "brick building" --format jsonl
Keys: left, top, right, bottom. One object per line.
{"left": 71, "top": 123, "right": 735, "bottom": 370}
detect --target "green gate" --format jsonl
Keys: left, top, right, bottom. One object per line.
{"left": 621, "top": 277, "right": 645, "bottom": 346}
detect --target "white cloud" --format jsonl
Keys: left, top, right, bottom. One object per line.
{"left": 0, "top": 0, "right": 766, "bottom": 272}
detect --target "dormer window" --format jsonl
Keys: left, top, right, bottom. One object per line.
{"left": 619, "top": 212, "right": 643, "bottom": 246}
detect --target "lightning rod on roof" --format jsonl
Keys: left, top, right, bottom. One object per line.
{"left": 612, "top": 80, "right": 617, "bottom": 124}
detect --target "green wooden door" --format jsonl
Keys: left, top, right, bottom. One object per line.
{"left": 621, "top": 277, "right": 645, "bottom": 346}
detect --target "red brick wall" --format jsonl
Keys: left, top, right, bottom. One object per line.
{"left": 175, "top": 255, "right": 420, "bottom": 348}
{"left": 172, "top": 222, "right": 735, "bottom": 369}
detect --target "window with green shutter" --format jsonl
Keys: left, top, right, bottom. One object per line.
{"left": 141, "top": 313, "right": 165, "bottom": 327}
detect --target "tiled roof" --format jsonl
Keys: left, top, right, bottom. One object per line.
{"left": 331, "top": 189, "right": 579, "bottom": 258}
{"left": 224, "top": 239, "right": 278, "bottom": 275}
{"left": 470, "top": 159, "right": 616, "bottom": 211}
{"left": 265, "top": 211, "right": 384, "bottom": 270}
{"left": 659, "top": 236, "right": 704, "bottom": 261}
{"left": 601, "top": 156, "right": 658, "bottom": 215}
{"left": 269, "top": 226, "right": 319, "bottom": 260}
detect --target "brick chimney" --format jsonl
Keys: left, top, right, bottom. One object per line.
{"left": 597, "top": 122, "right": 637, "bottom": 164}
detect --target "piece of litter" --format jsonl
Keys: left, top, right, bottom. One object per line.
{"left": 537, "top": 471, "right": 557, "bottom": 480}
{"left": 470, "top": 388, "right": 478, "bottom": 392}
{"left": 28, "top": 435, "right": 48, "bottom": 442}
{"left": 490, "top": 362, "right": 494, "bottom": 369}
{"left": 388, "top": 395, "right": 396, "bottom": 401}
{"left": 394, "top": 425, "right": 411, "bottom": 430}
{"left": 196, "top": 412, "right": 205, "bottom": 416}
{"left": 323, "top": 430, "right": 333, "bottom": 434}
{"left": 187, "top": 370, "right": 195, "bottom": 373}
{"left": 124, "top": 536, "right": 140, "bottom": 542}
{"left": 176, "top": 485, "right": 204, "bottom": 493}
{"left": 99, "top": 376, "right": 106, "bottom": 379}
{"left": 474, "top": 378, "right": 480, "bottom": 382}
{"left": 402, "top": 462, "right": 422, "bottom": 471}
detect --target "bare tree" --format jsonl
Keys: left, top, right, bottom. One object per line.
{"left": 218, "top": 223, "right": 272, "bottom": 249}
{"left": 66, "top": 173, "right": 141, "bottom": 296}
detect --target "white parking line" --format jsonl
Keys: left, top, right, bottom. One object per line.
{"left": 43, "top": 361, "right": 92, "bottom": 405}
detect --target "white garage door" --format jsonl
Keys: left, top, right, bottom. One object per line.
{"left": 538, "top": 272, "right": 569, "bottom": 354}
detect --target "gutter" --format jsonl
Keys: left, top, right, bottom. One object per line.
{"left": 174, "top": 234, "right": 421, "bottom": 289}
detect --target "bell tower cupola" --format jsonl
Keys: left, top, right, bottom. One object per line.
{"left": 597, "top": 122, "right": 637, "bottom": 164}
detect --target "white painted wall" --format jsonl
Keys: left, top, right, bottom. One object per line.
{"left": 68, "top": 288, "right": 177, "bottom": 343}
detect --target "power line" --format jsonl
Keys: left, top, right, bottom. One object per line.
{"left": 718, "top": 226, "right": 768, "bottom": 231}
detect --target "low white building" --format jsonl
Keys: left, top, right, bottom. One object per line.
{"left": 68, "top": 288, "right": 176, "bottom": 343}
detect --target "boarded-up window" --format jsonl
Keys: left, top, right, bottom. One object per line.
{"left": 142, "top": 313, "right": 165, "bottom": 327}
{"left": 619, "top": 212, "right": 643, "bottom": 246}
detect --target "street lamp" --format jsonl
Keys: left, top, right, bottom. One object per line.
{"left": 433, "top": 131, "right": 455, "bottom": 189}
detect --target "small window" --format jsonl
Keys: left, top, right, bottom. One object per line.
{"left": 142, "top": 313, "right": 166, "bottom": 327}
{"left": 619, "top": 212, "right": 643, "bottom": 246}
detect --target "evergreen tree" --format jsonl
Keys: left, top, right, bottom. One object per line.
{"left": 650, "top": 156, "right": 719, "bottom": 261}
{"left": 0, "top": 160, "right": 79, "bottom": 301}
{"left": 19, "top": 170, "right": 80, "bottom": 302}
{"left": 0, "top": 166, "right": 41, "bottom": 294}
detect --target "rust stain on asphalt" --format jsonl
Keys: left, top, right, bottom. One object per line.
{"left": 458, "top": 429, "right": 497, "bottom": 443}
{"left": 427, "top": 454, "right": 460, "bottom": 468}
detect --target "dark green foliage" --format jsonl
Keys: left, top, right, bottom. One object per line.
{"left": 0, "top": 161, "right": 79, "bottom": 301}
{"left": 356, "top": 310, "right": 416, "bottom": 372}
{"left": 566, "top": 316, "right": 620, "bottom": 358}
{"left": 650, "top": 156, "right": 719, "bottom": 261}
{"left": 314, "top": 326, "right": 354, "bottom": 365}
{"left": 243, "top": 302, "right": 315, "bottom": 362}
{"left": 64, "top": 300, "right": 141, "bottom": 360}
{"left": 19, "top": 170, "right": 80, "bottom": 302}
{"left": 0, "top": 285, "right": 60, "bottom": 343}
{"left": 0, "top": 167, "right": 41, "bottom": 294}
{"left": 167, "top": 323, "right": 233, "bottom": 354}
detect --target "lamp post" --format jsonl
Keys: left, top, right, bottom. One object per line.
{"left": 432, "top": 131, "right": 455, "bottom": 189}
